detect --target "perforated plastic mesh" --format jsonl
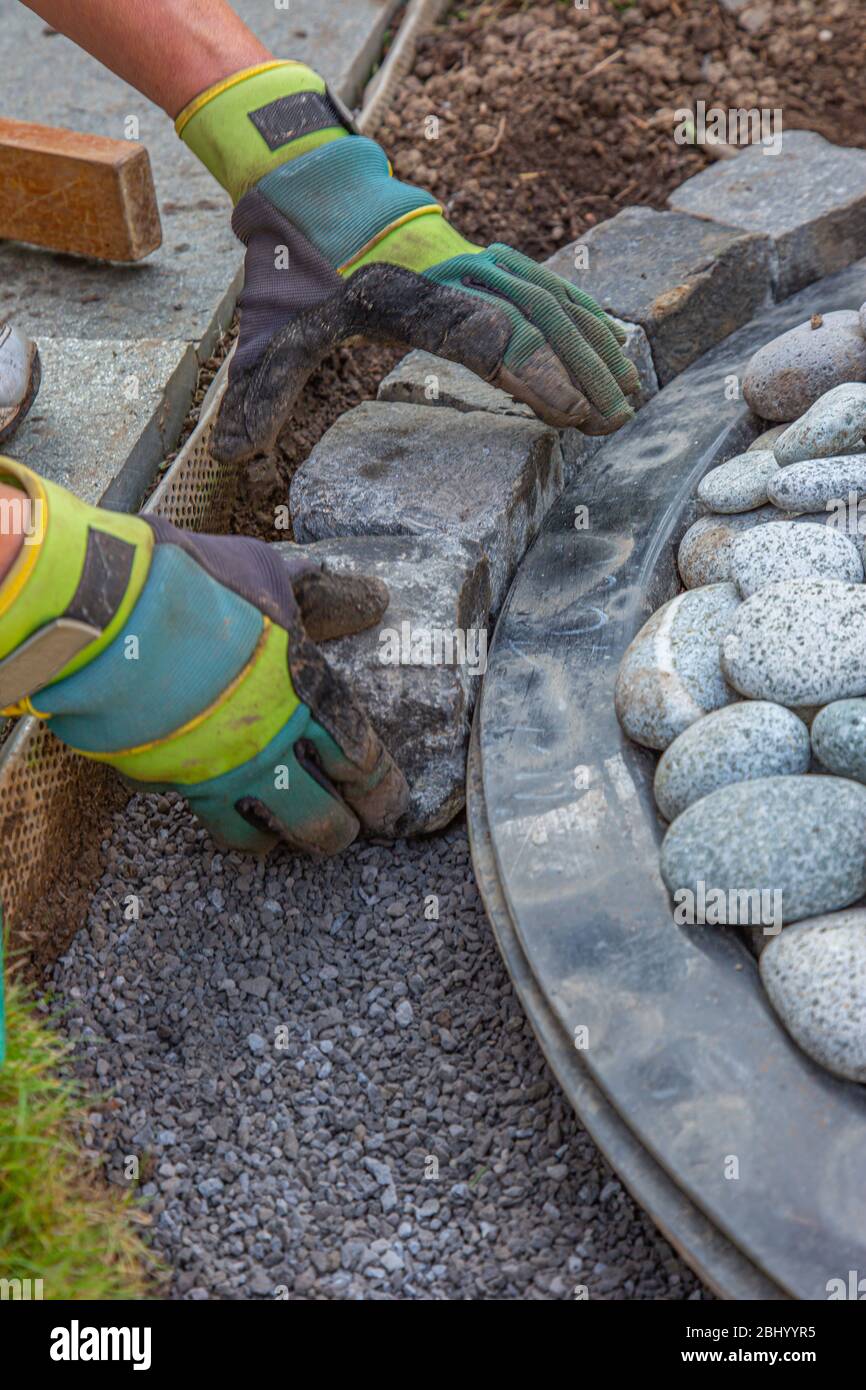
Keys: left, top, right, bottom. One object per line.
{"left": 0, "top": 357, "right": 235, "bottom": 953}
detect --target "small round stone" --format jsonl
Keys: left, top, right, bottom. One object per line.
{"left": 748, "top": 424, "right": 787, "bottom": 452}
{"left": 742, "top": 311, "right": 866, "bottom": 423}
{"left": 614, "top": 583, "right": 740, "bottom": 751}
{"left": 677, "top": 507, "right": 850, "bottom": 588}
{"left": 660, "top": 775, "right": 866, "bottom": 926}
{"left": 767, "top": 453, "right": 866, "bottom": 514}
{"left": 654, "top": 701, "right": 810, "bottom": 822}
{"left": 760, "top": 910, "right": 866, "bottom": 1082}
{"left": 720, "top": 578, "right": 866, "bottom": 706}
{"left": 697, "top": 450, "right": 780, "bottom": 513}
{"left": 811, "top": 698, "right": 866, "bottom": 782}
{"left": 678, "top": 507, "right": 787, "bottom": 587}
{"left": 728, "top": 521, "right": 863, "bottom": 597}
{"left": 774, "top": 382, "right": 866, "bottom": 465}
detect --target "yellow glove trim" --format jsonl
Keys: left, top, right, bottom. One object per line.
{"left": 174, "top": 60, "right": 302, "bottom": 136}
{"left": 338, "top": 204, "right": 444, "bottom": 275}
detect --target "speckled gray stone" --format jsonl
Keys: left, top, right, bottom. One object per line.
{"left": 760, "top": 910, "right": 866, "bottom": 1081}
{"left": 721, "top": 578, "right": 866, "bottom": 706}
{"left": 748, "top": 424, "right": 787, "bottom": 452}
{"left": 614, "top": 583, "right": 740, "bottom": 751}
{"left": 742, "top": 311, "right": 866, "bottom": 423}
{"left": 811, "top": 698, "right": 866, "bottom": 783}
{"left": 729, "top": 521, "right": 863, "bottom": 597}
{"left": 774, "top": 383, "right": 866, "bottom": 465}
{"left": 697, "top": 450, "right": 780, "bottom": 513}
{"left": 861, "top": 301, "right": 866, "bottom": 338}
{"left": 767, "top": 454, "right": 866, "bottom": 515}
{"left": 677, "top": 506, "right": 847, "bottom": 588}
{"left": 654, "top": 701, "right": 810, "bottom": 822}
{"left": 660, "top": 776, "right": 866, "bottom": 926}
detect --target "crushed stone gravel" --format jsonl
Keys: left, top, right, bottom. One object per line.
{"left": 43, "top": 791, "right": 708, "bottom": 1301}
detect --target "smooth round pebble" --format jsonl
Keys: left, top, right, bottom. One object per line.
{"left": 677, "top": 506, "right": 852, "bottom": 588}
{"left": 720, "top": 578, "right": 866, "bottom": 706}
{"left": 697, "top": 450, "right": 780, "bottom": 513}
{"left": 653, "top": 701, "right": 810, "bottom": 822}
{"left": 660, "top": 776, "right": 866, "bottom": 926}
{"left": 774, "top": 383, "right": 866, "bottom": 464}
{"left": 742, "top": 311, "right": 866, "bottom": 422}
{"left": 748, "top": 425, "right": 787, "bottom": 452}
{"left": 728, "top": 521, "right": 863, "bottom": 597}
{"left": 614, "top": 583, "right": 740, "bottom": 751}
{"left": 767, "top": 453, "right": 866, "bottom": 515}
{"left": 760, "top": 910, "right": 866, "bottom": 1082}
{"left": 811, "top": 698, "right": 866, "bottom": 782}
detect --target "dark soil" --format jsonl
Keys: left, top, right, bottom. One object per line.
{"left": 219, "top": 0, "right": 866, "bottom": 538}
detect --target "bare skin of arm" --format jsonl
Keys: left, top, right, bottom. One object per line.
{"left": 0, "top": 484, "right": 26, "bottom": 583}
{"left": 20, "top": 0, "right": 273, "bottom": 117}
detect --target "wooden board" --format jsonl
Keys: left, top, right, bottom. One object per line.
{"left": 0, "top": 117, "right": 162, "bottom": 262}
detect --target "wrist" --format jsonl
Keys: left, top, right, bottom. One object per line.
{"left": 0, "top": 457, "right": 152, "bottom": 712}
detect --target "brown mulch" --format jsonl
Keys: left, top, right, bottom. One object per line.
{"left": 220, "top": 0, "right": 866, "bottom": 537}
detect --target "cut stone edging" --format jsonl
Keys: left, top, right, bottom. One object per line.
{"left": 545, "top": 205, "right": 774, "bottom": 385}
{"left": 668, "top": 131, "right": 866, "bottom": 301}
{"left": 274, "top": 534, "right": 490, "bottom": 835}
{"left": 290, "top": 400, "right": 563, "bottom": 615}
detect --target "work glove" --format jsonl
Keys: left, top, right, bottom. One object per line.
{"left": 0, "top": 457, "right": 407, "bottom": 855}
{"left": 176, "top": 61, "right": 641, "bottom": 464}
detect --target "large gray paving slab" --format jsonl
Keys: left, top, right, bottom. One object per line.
{"left": 546, "top": 206, "right": 774, "bottom": 385}
{"left": 290, "top": 400, "right": 563, "bottom": 612}
{"left": 668, "top": 131, "right": 866, "bottom": 300}
{"left": 275, "top": 534, "right": 492, "bottom": 834}
{"left": 0, "top": 0, "right": 402, "bottom": 504}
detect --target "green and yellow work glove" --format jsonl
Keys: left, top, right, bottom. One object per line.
{"left": 175, "top": 61, "right": 641, "bottom": 463}
{"left": 0, "top": 457, "right": 407, "bottom": 855}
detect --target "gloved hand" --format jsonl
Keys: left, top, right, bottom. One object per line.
{"left": 175, "top": 61, "right": 641, "bottom": 464}
{"left": 0, "top": 457, "right": 407, "bottom": 855}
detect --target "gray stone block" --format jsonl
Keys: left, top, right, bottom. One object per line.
{"left": 668, "top": 131, "right": 866, "bottom": 300}
{"left": 274, "top": 535, "right": 491, "bottom": 833}
{"left": 546, "top": 206, "right": 774, "bottom": 384}
{"left": 377, "top": 349, "right": 535, "bottom": 419}
{"left": 290, "top": 401, "right": 563, "bottom": 611}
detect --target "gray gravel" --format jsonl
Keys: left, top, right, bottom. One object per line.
{"left": 43, "top": 791, "right": 706, "bottom": 1302}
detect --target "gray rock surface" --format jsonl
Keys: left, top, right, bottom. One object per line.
{"left": 376, "top": 349, "right": 603, "bottom": 484}
{"left": 660, "top": 775, "right": 866, "bottom": 926}
{"left": 760, "top": 911, "right": 866, "bottom": 1082}
{"left": 44, "top": 795, "right": 706, "bottom": 1301}
{"left": 767, "top": 454, "right": 866, "bottom": 515}
{"left": 654, "top": 701, "right": 810, "bottom": 822}
{"left": 290, "top": 401, "right": 563, "bottom": 612}
{"left": 668, "top": 131, "right": 866, "bottom": 298}
{"left": 774, "top": 383, "right": 866, "bottom": 464}
{"left": 274, "top": 535, "right": 491, "bottom": 835}
{"left": 545, "top": 206, "right": 774, "bottom": 384}
{"left": 748, "top": 425, "right": 787, "bottom": 452}
{"left": 741, "top": 311, "right": 866, "bottom": 423}
{"left": 377, "top": 351, "right": 535, "bottom": 420}
{"left": 729, "top": 521, "right": 863, "bottom": 597}
{"left": 697, "top": 449, "right": 780, "bottom": 513}
{"left": 614, "top": 583, "right": 740, "bottom": 751}
{"left": 721, "top": 578, "right": 866, "bottom": 706}
{"left": 811, "top": 698, "right": 866, "bottom": 783}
